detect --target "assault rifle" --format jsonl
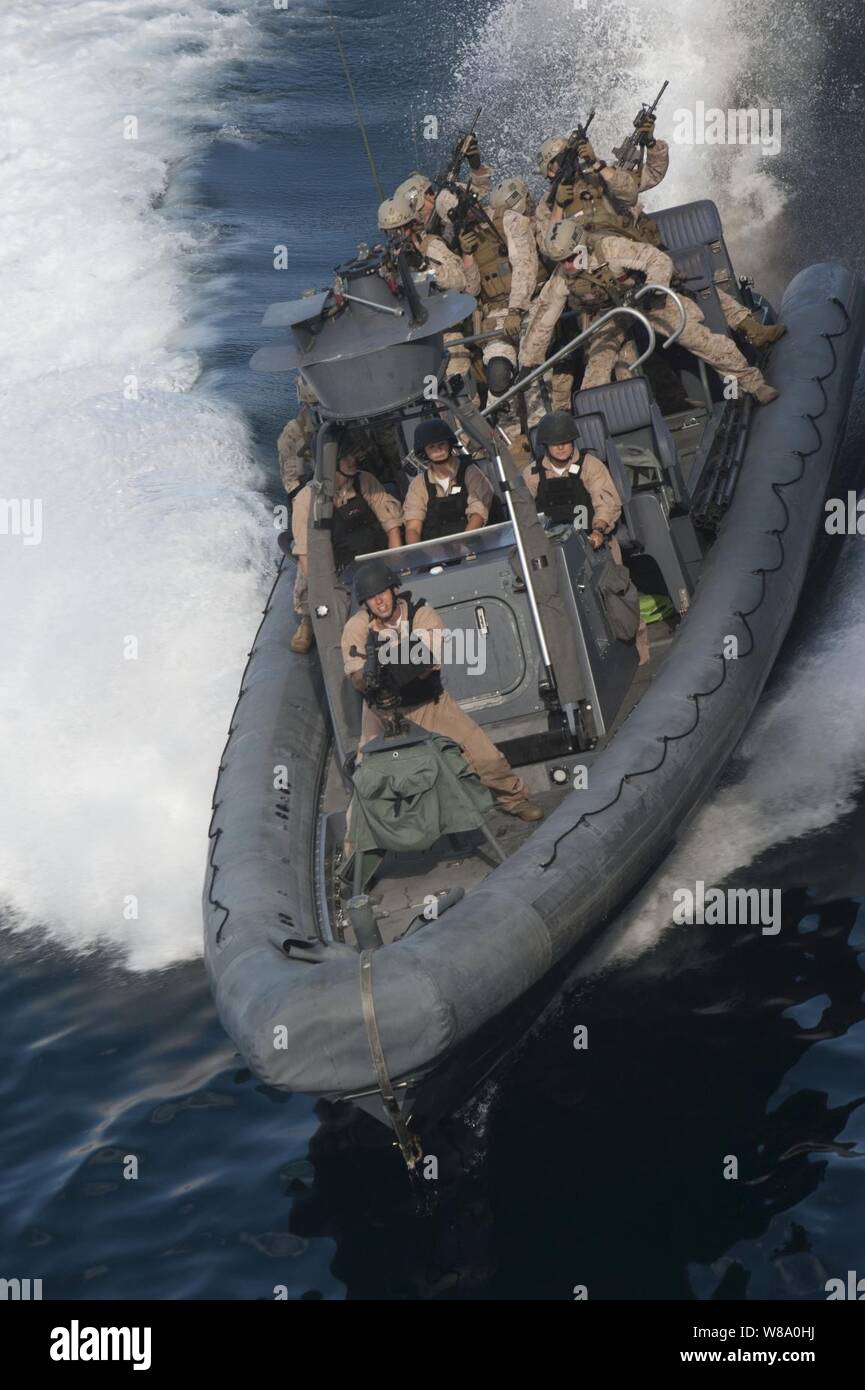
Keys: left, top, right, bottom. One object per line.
{"left": 547, "top": 109, "right": 597, "bottom": 204}
{"left": 613, "top": 80, "right": 669, "bottom": 173}
{"left": 438, "top": 105, "right": 482, "bottom": 189}
{"left": 350, "top": 632, "right": 408, "bottom": 733}
{"left": 446, "top": 181, "right": 508, "bottom": 255}
{"left": 425, "top": 106, "right": 482, "bottom": 238}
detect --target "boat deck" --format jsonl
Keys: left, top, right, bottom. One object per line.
{"left": 332, "top": 612, "right": 679, "bottom": 947}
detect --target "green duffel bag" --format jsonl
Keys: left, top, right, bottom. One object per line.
{"left": 351, "top": 733, "right": 493, "bottom": 855}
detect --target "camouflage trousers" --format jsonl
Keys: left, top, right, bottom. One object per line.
{"left": 293, "top": 566, "right": 308, "bottom": 616}
{"left": 583, "top": 296, "right": 766, "bottom": 396}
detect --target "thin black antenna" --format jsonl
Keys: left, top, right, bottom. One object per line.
{"left": 325, "top": 0, "right": 385, "bottom": 202}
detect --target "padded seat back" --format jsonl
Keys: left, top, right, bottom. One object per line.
{"left": 668, "top": 246, "right": 729, "bottom": 338}
{"left": 652, "top": 199, "right": 742, "bottom": 310}
{"left": 574, "top": 378, "right": 689, "bottom": 508}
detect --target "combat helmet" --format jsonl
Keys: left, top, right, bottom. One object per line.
{"left": 413, "top": 418, "right": 458, "bottom": 457}
{"left": 491, "top": 176, "right": 531, "bottom": 216}
{"left": 354, "top": 559, "right": 400, "bottom": 605}
{"left": 296, "top": 374, "right": 317, "bottom": 406}
{"left": 394, "top": 171, "right": 435, "bottom": 216}
{"left": 537, "top": 136, "right": 568, "bottom": 173}
{"left": 378, "top": 191, "right": 415, "bottom": 231}
{"left": 536, "top": 411, "right": 580, "bottom": 449}
{"left": 543, "top": 217, "right": 588, "bottom": 263}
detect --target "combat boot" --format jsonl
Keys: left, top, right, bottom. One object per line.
{"left": 739, "top": 316, "right": 787, "bottom": 349}
{"left": 290, "top": 616, "right": 315, "bottom": 654}
{"left": 506, "top": 798, "right": 545, "bottom": 823}
{"left": 753, "top": 383, "right": 780, "bottom": 406}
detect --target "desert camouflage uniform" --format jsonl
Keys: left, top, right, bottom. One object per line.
{"left": 463, "top": 207, "right": 539, "bottom": 405}
{"left": 410, "top": 229, "right": 480, "bottom": 382}
{"left": 610, "top": 141, "right": 754, "bottom": 333}
{"left": 520, "top": 236, "right": 771, "bottom": 421}
{"left": 277, "top": 377, "right": 319, "bottom": 494}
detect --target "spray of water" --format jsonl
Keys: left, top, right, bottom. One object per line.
{"left": 449, "top": 0, "right": 828, "bottom": 293}
{"left": 0, "top": 1, "right": 274, "bottom": 970}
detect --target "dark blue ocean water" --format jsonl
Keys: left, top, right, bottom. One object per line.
{"left": 3, "top": 0, "right": 865, "bottom": 1301}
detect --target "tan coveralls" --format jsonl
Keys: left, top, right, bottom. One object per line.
{"left": 342, "top": 597, "right": 530, "bottom": 810}
{"left": 523, "top": 449, "right": 622, "bottom": 540}
{"left": 520, "top": 237, "right": 770, "bottom": 421}
{"left": 522, "top": 448, "right": 650, "bottom": 663}
{"left": 291, "top": 473, "right": 403, "bottom": 615}
{"left": 403, "top": 459, "right": 493, "bottom": 534}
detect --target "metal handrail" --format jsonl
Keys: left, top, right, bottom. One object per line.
{"left": 480, "top": 305, "right": 657, "bottom": 417}
{"left": 632, "top": 283, "right": 687, "bottom": 347}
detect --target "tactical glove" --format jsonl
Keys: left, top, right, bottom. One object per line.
{"left": 503, "top": 309, "right": 524, "bottom": 339}
{"left": 637, "top": 113, "right": 656, "bottom": 146}
{"left": 577, "top": 139, "right": 595, "bottom": 161}
{"left": 554, "top": 181, "right": 576, "bottom": 208}
{"left": 459, "top": 226, "right": 483, "bottom": 255}
{"left": 463, "top": 133, "right": 482, "bottom": 170}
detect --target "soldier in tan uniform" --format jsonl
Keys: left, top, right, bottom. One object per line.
{"left": 456, "top": 176, "right": 539, "bottom": 408}
{"left": 532, "top": 133, "right": 646, "bottom": 415}
{"left": 277, "top": 375, "right": 319, "bottom": 497}
{"left": 600, "top": 112, "right": 787, "bottom": 351}
{"left": 534, "top": 133, "right": 655, "bottom": 253}
{"left": 403, "top": 420, "right": 494, "bottom": 541}
{"left": 524, "top": 411, "right": 649, "bottom": 662}
{"left": 520, "top": 220, "right": 779, "bottom": 421}
{"left": 378, "top": 191, "right": 480, "bottom": 385}
{"left": 342, "top": 560, "right": 544, "bottom": 821}
{"left": 290, "top": 429, "right": 403, "bottom": 654}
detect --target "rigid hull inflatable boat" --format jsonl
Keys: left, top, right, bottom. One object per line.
{"left": 204, "top": 202, "right": 865, "bottom": 1165}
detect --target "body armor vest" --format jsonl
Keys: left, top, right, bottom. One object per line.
{"left": 469, "top": 208, "right": 512, "bottom": 306}
{"left": 545, "top": 178, "right": 649, "bottom": 244}
{"left": 422, "top": 457, "right": 474, "bottom": 540}
{"left": 332, "top": 484, "right": 387, "bottom": 571}
{"left": 533, "top": 452, "right": 593, "bottom": 526}
{"left": 381, "top": 595, "right": 443, "bottom": 709}
{"left": 562, "top": 262, "right": 636, "bottom": 314}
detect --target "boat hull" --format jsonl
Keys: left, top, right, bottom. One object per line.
{"left": 204, "top": 262, "right": 865, "bottom": 1109}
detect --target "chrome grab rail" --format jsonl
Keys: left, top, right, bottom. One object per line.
{"left": 632, "top": 283, "right": 687, "bottom": 348}
{"left": 480, "top": 305, "right": 657, "bottom": 417}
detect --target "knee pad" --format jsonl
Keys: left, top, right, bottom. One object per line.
{"left": 485, "top": 356, "right": 515, "bottom": 396}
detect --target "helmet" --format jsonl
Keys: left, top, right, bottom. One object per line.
{"left": 377, "top": 192, "right": 414, "bottom": 231}
{"left": 537, "top": 136, "right": 568, "bottom": 173}
{"left": 395, "top": 171, "right": 434, "bottom": 215}
{"left": 354, "top": 559, "right": 399, "bottom": 605}
{"left": 536, "top": 411, "right": 580, "bottom": 448}
{"left": 434, "top": 187, "right": 458, "bottom": 222}
{"left": 491, "top": 176, "right": 530, "bottom": 215}
{"left": 296, "top": 375, "right": 317, "bottom": 406}
{"left": 543, "top": 217, "right": 587, "bottom": 262}
{"left": 413, "top": 418, "right": 458, "bottom": 456}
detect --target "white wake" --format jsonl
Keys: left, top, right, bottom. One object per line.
{"left": 0, "top": 1, "right": 275, "bottom": 970}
